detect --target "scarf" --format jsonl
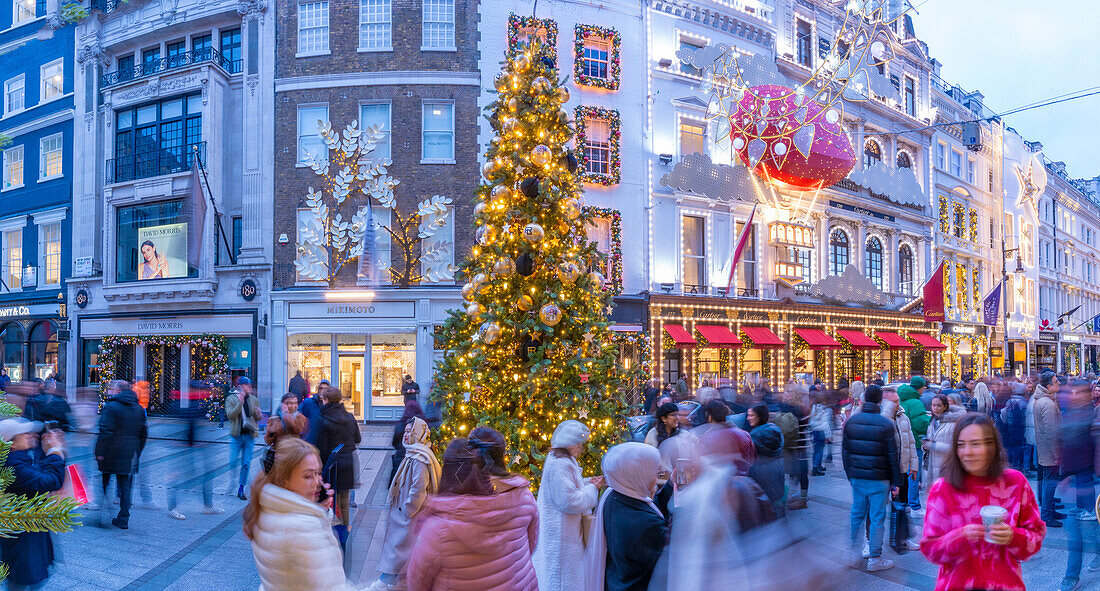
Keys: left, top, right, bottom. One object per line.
{"left": 389, "top": 417, "right": 441, "bottom": 503}
{"left": 582, "top": 442, "right": 662, "bottom": 591}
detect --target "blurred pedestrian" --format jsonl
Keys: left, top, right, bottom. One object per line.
{"left": 95, "top": 380, "right": 148, "bottom": 529}
{"left": 842, "top": 384, "right": 901, "bottom": 572}
{"left": 746, "top": 403, "right": 785, "bottom": 517}
{"left": 167, "top": 391, "right": 223, "bottom": 521}
{"left": 920, "top": 413, "right": 1046, "bottom": 591}
{"left": 389, "top": 400, "right": 426, "bottom": 486}
{"left": 1033, "top": 372, "right": 1063, "bottom": 526}
{"left": 898, "top": 377, "right": 930, "bottom": 517}
{"left": 532, "top": 420, "right": 601, "bottom": 591}
{"left": 264, "top": 393, "right": 308, "bottom": 447}
{"left": 22, "top": 379, "right": 71, "bottom": 432}
{"left": 998, "top": 385, "right": 1028, "bottom": 470}
{"left": 0, "top": 367, "right": 9, "bottom": 392}
{"left": 316, "top": 387, "right": 361, "bottom": 529}
{"left": 1058, "top": 379, "right": 1096, "bottom": 521}
{"left": 923, "top": 395, "right": 965, "bottom": 490}
{"left": 406, "top": 438, "right": 538, "bottom": 591}
{"left": 243, "top": 437, "right": 358, "bottom": 590}
{"left": 299, "top": 379, "right": 328, "bottom": 446}
{"left": 368, "top": 417, "right": 441, "bottom": 591}
{"left": 645, "top": 402, "right": 682, "bottom": 447}
{"left": 225, "top": 377, "right": 261, "bottom": 501}
{"left": 881, "top": 389, "right": 921, "bottom": 552}
{"left": 288, "top": 370, "right": 309, "bottom": 403}
{"left": 810, "top": 391, "right": 832, "bottom": 476}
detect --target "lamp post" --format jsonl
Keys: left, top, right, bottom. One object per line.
{"left": 1001, "top": 243, "right": 1024, "bottom": 376}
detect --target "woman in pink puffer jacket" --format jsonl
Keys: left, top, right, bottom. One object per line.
{"left": 407, "top": 437, "right": 539, "bottom": 591}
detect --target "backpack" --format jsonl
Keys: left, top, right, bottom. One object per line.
{"left": 771, "top": 412, "right": 800, "bottom": 451}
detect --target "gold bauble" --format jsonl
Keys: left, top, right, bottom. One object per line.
{"left": 588, "top": 271, "right": 606, "bottom": 289}
{"left": 494, "top": 75, "right": 509, "bottom": 92}
{"left": 532, "top": 77, "right": 552, "bottom": 93}
{"left": 472, "top": 273, "right": 488, "bottom": 286}
{"left": 508, "top": 98, "right": 518, "bottom": 112}
{"left": 556, "top": 87, "right": 570, "bottom": 103}
{"left": 517, "top": 294, "right": 534, "bottom": 311}
{"left": 461, "top": 283, "right": 476, "bottom": 301}
{"left": 466, "top": 303, "right": 483, "bottom": 319}
{"left": 474, "top": 202, "right": 487, "bottom": 216}
{"left": 503, "top": 117, "right": 519, "bottom": 133}
{"left": 562, "top": 198, "right": 581, "bottom": 220}
{"left": 479, "top": 321, "right": 502, "bottom": 345}
{"left": 514, "top": 54, "right": 530, "bottom": 71}
{"left": 491, "top": 184, "right": 512, "bottom": 201}
{"left": 475, "top": 225, "right": 498, "bottom": 246}
{"left": 558, "top": 262, "right": 581, "bottom": 284}
{"left": 523, "top": 223, "right": 545, "bottom": 244}
{"left": 481, "top": 160, "right": 496, "bottom": 180}
{"left": 539, "top": 303, "right": 563, "bottom": 326}
{"left": 493, "top": 258, "right": 516, "bottom": 277}
{"left": 531, "top": 145, "right": 553, "bottom": 167}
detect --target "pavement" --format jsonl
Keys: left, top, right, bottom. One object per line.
{"left": 32, "top": 421, "right": 1100, "bottom": 590}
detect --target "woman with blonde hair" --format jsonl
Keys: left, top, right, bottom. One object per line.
{"left": 243, "top": 437, "right": 361, "bottom": 591}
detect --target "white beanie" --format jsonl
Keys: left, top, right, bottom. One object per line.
{"left": 550, "top": 419, "right": 591, "bottom": 449}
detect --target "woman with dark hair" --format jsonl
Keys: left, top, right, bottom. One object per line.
{"left": 390, "top": 400, "right": 427, "bottom": 486}
{"left": 138, "top": 240, "right": 169, "bottom": 280}
{"left": 746, "top": 403, "right": 786, "bottom": 517}
{"left": 316, "top": 388, "right": 361, "bottom": 529}
{"left": 406, "top": 438, "right": 538, "bottom": 591}
{"left": 645, "top": 402, "right": 683, "bottom": 447}
{"left": 921, "top": 413, "right": 1045, "bottom": 591}
{"left": 468, "top": 426, "right": 537, "bottom": 502}
{"left": 922, "top": 395, "right": 965, "bottom": 491}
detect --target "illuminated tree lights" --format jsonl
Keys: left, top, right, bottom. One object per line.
{"left": 508, "top": 14, "right": 558, "bottom": 62}
{"left": 583, "top": 206, "right": 623, "bottom": 294}
{"left": 938, "top": 197, "right": 950, "bottom": 234}
{"left": 574, "top": 106, "right": 621, "bottom": 186}
{"left": 433, "top": 38, "right": 626, "bottom": 488}
{"left": 573, "top": 24, "right": 621, "bottom": 90}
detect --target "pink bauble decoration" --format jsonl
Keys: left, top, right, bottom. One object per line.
{"left": 730, "top": 84, "right": 855, "bottom": 190}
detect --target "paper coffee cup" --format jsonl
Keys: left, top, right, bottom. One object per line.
{"left": 980, "top": 505, "right": 1008, "bottom": 543}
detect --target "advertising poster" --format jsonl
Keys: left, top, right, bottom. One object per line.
{"left": 137, "top": 223, "right": 188, "bottom": 280}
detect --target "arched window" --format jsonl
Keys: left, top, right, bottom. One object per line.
{"left": 866, "top": 236, "right": 883, "bottom": 290}
{"left": 28, "top": 321, "right": 57, "bottom": 381}
{"left": 0, "top": 323, "right": 24, "bottom": 382}
{"left": 829, "top": 229, "right": 849, "bottom": 276}
{"left": 899, "top": 244, "right": 914, "bottom": 294}
{"left": 896, "top": 151, "right": 912, "bottom": 169}
{"left": 864, "top": 139, "right": 882, "bottom": 168}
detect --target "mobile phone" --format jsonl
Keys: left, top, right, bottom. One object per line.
{"left": 43, "top": 420, "right": 59, "bottom": 432}
{"left": 317, "top": 484, "right": 330, "bottom": 504}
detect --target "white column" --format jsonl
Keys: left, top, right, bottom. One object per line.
{"left": 180, "top": 344, "right": 191, "bottom": 409}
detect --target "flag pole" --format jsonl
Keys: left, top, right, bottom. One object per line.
{"left": 192, "top": 145, "right": 235, "bottom": 265}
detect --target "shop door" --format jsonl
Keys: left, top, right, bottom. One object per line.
{"left": 147, "top": 344, "right": 181, "bottom": 415}
{"left": 339, "top": 355, "right": 364, "bottom": 420}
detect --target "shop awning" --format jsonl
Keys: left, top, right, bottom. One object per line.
{"left": 875, "top": 331, "right": 915, "bottom": 349}
{"left": 836, "top": 329, "right": 880, "bottom": 349}
{"left": 909, "top": 333, "right": 947, "bottom": 350}
{"left": 793, "top": 328, "right": 842, "bottom": 350}
{"left": 740, "top": 326, "right": 785, "bottom": 349}
{"left": 663, "top": 325, "right": 697, "bottom": 348}
{"left": 695, "top": 324, "right": 743, "bottom": 348}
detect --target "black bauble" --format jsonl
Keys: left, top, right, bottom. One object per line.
{"left": 516, "top": 253, "right": 536, "bottom": 277}
{"left": 520, "top": 177, "right": 540, "bottom": 199}
{"left": 540, "top": 56, "right": 556, "bottom": 70}
{"left": 518, "top": 334, "right": 544, "bottom": 361}
{"left": 561, "top": 153, "right": 579, "bottom": 173}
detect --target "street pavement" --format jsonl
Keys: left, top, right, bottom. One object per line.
{"left": 35, "top": 421, "right": 1099, "bottom": 590}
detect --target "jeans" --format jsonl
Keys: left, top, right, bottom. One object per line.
{"left": 1038, "top": 464, "right": 1060, "bottom": 519}
{"left": 908, "top": 446, "right": 923, "bottom": 509}
{"left": 102, "top": 473, "right": 133, "bottom": 526}
{"left": 1064, "top": 476, "right": 1100, "bottom": 578}
{"left": 1070, "top": 470, "right": 1095, "bottom": 514}
{"left": 1006, "top": 446, "right": 1027, "bottom": 471}
{"left": 849, "top": 478, "right": 890, "bottom": 559}
{"left": 229, "top": 434, "right": 255, "bottom": 489}
{"left": 785, "top": 449, "right": 809, "bottom": 496}
{"left": 812, "top": 431, "right": 826, "bottom": 469}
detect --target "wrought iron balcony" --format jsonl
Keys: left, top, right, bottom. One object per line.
{"left": 101, "top": 48, "right": 238, "bottom": 89}
{"left": 106, "top": 141, "right": 206, "bottom": 185}
{"left": 90, "top": 0, "right": 125, "bottom": 13}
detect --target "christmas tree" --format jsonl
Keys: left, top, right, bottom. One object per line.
{"left": 433, "top": 38, "right": 627, "bottom": 485}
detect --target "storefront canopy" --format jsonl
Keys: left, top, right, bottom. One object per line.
{"left": 836, "top": 329, "right": 879, "bottom": 349}
{"left": 793, "top": 328, "right": 842, "bottom": 350}
{"left": 741, "top": 326, "right": 785, "bottom": 349}
{"left": 695, "top": 324, "right": 743, "bottom": 348}
{"left": 664, "top": 325, "right": 697, "bottom": 348}
{"left": 875, "top": 331, "right": 915, "bottom": 349}
{"left": 909, "top": 333, "right": 947, "bottom": 350}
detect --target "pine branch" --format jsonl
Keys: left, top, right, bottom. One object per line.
{"left": 0, "top": 493, "right": 82, "bottom": 539}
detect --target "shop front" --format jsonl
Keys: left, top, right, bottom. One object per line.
{"left": 271, "top": 288, "right": 461, "bottom": 421}
{"left": 1084, "top": 336, "right": 1100, "bottom": 375}
{"left": 1000, "top": 340, "right": 1029, "bottom": 377}
{"left": 1032, "top": 331, "right": 1059, "bottom": 374}
{"left": 0, "top": 302, "right": 65, "bottom": 385}
{"left": 939, "top": 323, "right": 989, "bottom": 383}
{"left": 1060, "top": 333, "right": 1083, "bottom": 376}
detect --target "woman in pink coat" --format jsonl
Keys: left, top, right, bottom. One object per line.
{"left": 407, "top": 437, "right": 539, "bottom": 591}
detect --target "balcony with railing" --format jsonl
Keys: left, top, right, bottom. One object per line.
{"left": 107, "top": 141, "right": 206, "bottom": 185}
{"left": 90, "top": 0, "right": 125, "bottom": 13}
{"left": 101, "top": 49, "right": 239, "bottom": 89}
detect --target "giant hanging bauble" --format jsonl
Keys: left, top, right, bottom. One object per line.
{"left": 532, "top": 77, "right": 552, "bottom": 93}
{"left": 475, "top": 225, "right": 498, "bottom": 245}
{"left": 539, "top": 303, "right": 563, "bottom": 326}
{"left": 516, "top": 253, "right": 536, "bottom": 276}
{"left": 531, "top": 145, "right": 553, "bottom": 167}
{"left": 502, "top": 117, "right": 519, "bottom": 134}
{"left": 520, "top": 177, "right": 540, "bottom": 199}
{"left": 558, "top": 262, "right": 581, "bottom": 284}
{"left": 466, "top": 303, "right": 483, "bottom": 319}
{"left": 523, "top": 223, "right": 545, "bottom": 244}
{"left": 478, "top": 321, "right": 502, "bottom": 345}
{"left": 556, "top": 87, "right": 570, "bottom": 103}
{"left": 517, "top": 294, "right": 535, "bottom": 311}
{"left": 461, "top": 283, "right": 476, "bottom": 301}
{"left": 491, "top": 184, "right": 513, "bottom": 202}
{"left": 513, "top": 53, "right": 530, "bottom": 72}
{"left": 561, "top": 152, "right": 579, "bottom": 173}
{"left": 541, "top": 56, "right": 556, "bottom": 70}
{"left": 729, "top": 84, "right": 855, "bottom": 189}
{"left": 493, "top": 258, "right": 516, "bottom": 277}
{"left": 507, "top": 98, "right": 518, "bottom": 112}
{"left": 471, "top": 273, "right": 488, "bottom": 287}
{"left": 494, "top": 75, "right": 509, "bottom": 92}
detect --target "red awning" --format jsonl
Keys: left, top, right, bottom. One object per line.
{"left": 836, "top": 329, "right": 880, "bottom": 349}
{"left": 793, "top": 328, "right": 842, "bottom": 350}
{"left": 664, "top": 325, "right": 697, "bottom": 348}
{"left": 740, "top": 326, "right": 785, "bottom": 349}
{"left": 909, "top": 333, "right": 947, "bottom": 350}
{"left": 875, "top": 331, "right": 915, "bottom": 349}
{"left": 695, "top": 324, "right": 743, "bottom": 348}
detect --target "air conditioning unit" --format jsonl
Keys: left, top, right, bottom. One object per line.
{"left": 962, "top": 122, "right": 983, "bottom": 152}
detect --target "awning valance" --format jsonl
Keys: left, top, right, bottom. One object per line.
{"left": 695, "top": 324, "right": 743, "bottom": 348}
{"left": 909, "top": 333, "right": 947, "bottom": 350}
{"left": 663, "top": 325, "right": 697, "bottom": 348}
{"left": 740, "top": 326, "right": 785, "bottom": 349}
{"left": 836, "top": 329, "right": 880, "bottom": 349}
{"left": 793, "top": 328, "right": 842, "bottom": 350}
{"left": 875, "top": 331, "right": 915, "bottom": 349}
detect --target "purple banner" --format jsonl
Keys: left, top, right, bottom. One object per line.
{"left": 983, "top": 282, "right": 1002, "bottom": 326}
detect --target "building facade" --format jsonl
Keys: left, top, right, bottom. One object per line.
{"left": 66, "top": 0, "right": 274, "bottom": 411}
{"left": 0, "top": 0, "right": 73, "bottom": 385}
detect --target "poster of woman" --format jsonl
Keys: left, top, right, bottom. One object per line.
{"left": 137, "top": 223, "right": 188, "bottom": 280}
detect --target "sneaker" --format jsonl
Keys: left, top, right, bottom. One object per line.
{"left": 903, "top": 539, "right": 921, "bottom": 551}
{"left": 787, "top": 497, "right": 808, "bottom": 510}
{"left": 862, "top": 542, "right": 871, "bottom": 559}
{"left": 203, "top": 506, "right": 225, "bottom": 515}
{"left": 812, "top": 467, "right": 826, "bottom": 476}
{"left": 866, "top": 557, "right": 894, "bottom": 572}
{"left": 111, "top": 517, "right": 129, "bottom": 530}
{"left": 1054, "top": 510, "right": 1068, "bottom": 520}
{"left": 1086, "top": 556, "right": 1100, "bottom": 572}
{"left": 1060, "top": 576, "right": 1080, "bottom": 591}
{"left": 366, "top": 581, "right": 394, "bottom": 591}
{"left": 83, "top": 502, "right": 100, "bottom": 511}
{"left": 350, "top": 499, "right": 359, "bottom": 508}
{"left": 167, "top": 509, "right": 186, "bottom": 520}
{"left": 1046, "top": 519, "right": 1064, "bottom": 528}
{"left": 139, "top": 501, "right": 161, "bottom": 510}
{"left": 908, "top": 507, "right": 926, "bottom": 518}
{"left": 1075, "top": 511, "right": 1096, "bottom": 521}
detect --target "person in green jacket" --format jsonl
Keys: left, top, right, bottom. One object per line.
{"left": 897, "top": 377, "right": 930, "bottom": 515}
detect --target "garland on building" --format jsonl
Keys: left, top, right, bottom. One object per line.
{"left": 609, "top": 330, "right": 652, "bottom": 376}
{"left": 98, "top": 334, "right": 229, "bottom": 417}
{"left": 944, "top": 262, "right": 952, "bottom": 310}
{"left": 508, "top": 14, "right": 558, "bottom": 61}
{"left": 583, "top": 207, "right": 623, "bottom": 294}
{"left": 574, "top": 106, "right": 622, "bottom": 186}
{"left": 953, "top": 203, "right": 966, "bottom": 237}
{"left": 573, "top": 24, "right": 621, "bottom": 90}
{"left": 972, "top": 267, "right": 980, "bottom": 309}
{"left": 956, "top": 263, "right": 968, "bottom": 312}
{"left": 938, "top": 197, "right": 950, "bottom": 234}
{"left": 968, "top": 208, "right": 979, "bottom": 243}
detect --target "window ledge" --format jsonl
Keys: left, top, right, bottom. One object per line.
{"left": 295, "top": 50, "right": 332, "bottom": 58}
{"left": 37, "top": 174, "right": 62, "bottom": 183}
{"left": 420, "top": 46, "right": 457, "bottom": 53}
{"left": 1, "top": 16, "right": 45, "bottom": 35}
{"left": 1, "top": 108, "right": 27, "bottom": 121}
{"left": 37, "top": 93, "right": 70, "bottom": 107}
{"left": 1, "top": 184, "right": 25, "bottom": 192}
{"left": 358, "top": 46, "right": 393, "bottom": 53}
{"left": 420, "top": 158, "right": 455, "bottom": 165}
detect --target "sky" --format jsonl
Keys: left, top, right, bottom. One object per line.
{"left": 910, "top": 0, "right": 1100, "bottom": 179}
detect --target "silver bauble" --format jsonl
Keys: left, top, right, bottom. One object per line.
{"left": 479, "top": 321, "right": 502, "bottom": 345}
{"left": 481, "top": 160, "right": 496, "bottom": 180}
{"left": 588, "top": 271, "right": 606, "bottom": 289}
{"left": 493, "top": 258, "right": 516, "bottom": 277}
{"left": 474, "top": 202, "right": 487, "bottom": 216}
{"left": 532, "top": 77, "right": 552, "bottom": 93}
{"left": 475, "top": 225, "right": 498, "bottom": 245}
{"left": 491, "top": 184, "right": 513, "bottom": 202}
{"left": 461, "top": 283, "right": 476, "bottom": 301}
{"left": 523, "top": 223, "right": 545, "bottom": 244}
{"left": 531, "top": 145, "right": 552, "bottom": 167}
{"left": 513, "top": 54, "right": 530, "bottom": 72}
{"left": 466, "top": 303, "right": 483, "bottom": 319}
{"left": 558, "top": 262, "right": 581, "bottom": 284}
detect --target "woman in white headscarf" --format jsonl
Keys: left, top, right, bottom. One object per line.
{"left": 368, "top": 417, "right": 441, "bottom": 591}
{"left": 582, "top": 442, "right": 668, "bottom": 591}
{"left": 533, "top": 420, "right": 603, "bottom": 591}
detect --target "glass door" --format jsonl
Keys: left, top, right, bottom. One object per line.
{"left": 338, "top": 334, "right": 366, "bottom": 420}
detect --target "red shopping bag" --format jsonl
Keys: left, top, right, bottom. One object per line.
{"left": 54, "top": 464, "right": 89, "bottom": 505}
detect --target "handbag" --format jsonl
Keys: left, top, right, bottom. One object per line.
{"left": 580, "top": 511, "right": 595, "bottom": 548}
{"left": 889, "top": 500, "right": 910, "bottom": 552}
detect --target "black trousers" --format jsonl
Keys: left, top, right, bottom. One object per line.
{"left": 102, "top": 473, "right": 133, "bottom": 525}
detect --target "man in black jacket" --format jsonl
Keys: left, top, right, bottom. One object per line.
{"left": 95, "top": 380, "right": 148, "bottom": 530}
{"left": 841, "top": 384, "right": 900, "bottom": 572}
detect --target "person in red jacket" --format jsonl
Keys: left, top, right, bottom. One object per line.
{"left": 920, "top": 413, "right": 1046, "bottom": 591}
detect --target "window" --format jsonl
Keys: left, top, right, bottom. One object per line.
{"left": 192, "top": 34, "right": 212, "bottom": 57}
{"left": 39, "top": 222, "right": 60, "bottom": 285}
{"left": 951, "top": 150, "right": 962, "bottom": 177}
{"left": 421, "top": 101, "right": 454, "bottom": 162}
{"left": 27, "top": 321, "right": 56, "bottom": 380}
{"left": 40, "top": 59, "right": 63, "bottom": 101}
{"left": 967, "top": 159, "right": 975, "bottom": 184}
{"left": 936, "top": 142, "right": 946, "bottom": 170}
{"left": 988, "top": 169, "right": 994, "bottom": 192}
{"left": 231, "top": 216, "right": 242, "bottom": 262}
{"left": 3, "top": 146, "right": 23, "bottom": 190}
{"left": 896, "top": 151, "right": 911, "bottom": 169}
{"left": 115, "top": 199, "right": 197, "bottom": 283}
{"left": 359, "top": 0, "right": 392, "bottom": 50}
{"left": 113, "top": 94, "right": 203, "bottom": 183}
{"left": 13, "top": 0, "right": 35, "bottom": 24}
{"left": 899, "top": 244, "right": 914, "bottom": 295}
{"left": 220, "top": 28, "right": 242, "bottom": 72}
{"left": 678, "top": 37, "right": 705, "bottom": 76}
{"left": 298, "top": 1, "right": 330, "bottom": 55}
{"left": 419, "top": 205, "right": 454, "bottom": 282}
{"left": 586, "top": 217, "right": 613, "bottom": 276}
{"left": 142, "top": 48, "right": 161, "bottom": 75}
{"left": 678, "top": 118, "right": 706, "bottom": 158}
{"left": 796, "top": 19, "right": 813, "bottom": 67}
{"left": 4, "top": 75, "right": 25, "bottom": 116}
{"left": 422, "top": 0, "right": 455, "bottom": 50}
{"left": 582, "top": 116, "right": 610, "bottom": 175}
{"left": 166, "top": 41, "right": 186, "bottom": 68}
{"left": 297, "top": 104, "right": 328, "bottom": 164}
{"left": 682, "top": 215, "right": 706, "bottom": 291}
{"left": 3, "top": 228, "right": 21, "bottom": 290}
{"left": 39, "top": 134, "right": 62, "bottom": 179}
{"left": 581, "top": 36, "right": 610, "bottom": 80}
{"left": 904, "top": 76, "right": 916, "bottom": 116}
{"left": 953, "top": 205, "right": 966, "bottom": 239}
{"left": 359, "top": 102, "right": 391, "bottom": 161}
{"left": 865, "top": 237, "right": 883, "bottom": 290}
{"left": 864, "top": 139, "right": 882, "bottom": 168}
{"left": 1, "top": 324, "right": 24, "bottom": 381}
{"left": 116, "top": 55, "right": 135, "bottom": 81}
{"left": 990, "top": 219, "right": 995, "bottom": 249}
{"left": 795, "top": 247, "right": 812, "bottom": 285}
{"left": 829, "top": 229, "right": 849, "bottom": 276}
{"left": 735, "top": 221, "right": 756, "bottom": 294}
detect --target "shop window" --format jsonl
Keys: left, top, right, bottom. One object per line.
{"left": 288, "top": 333, "right": 332, "bottom": 389}
{"left": 28, "top": 321, "right": 57, "bottom": 380}
{"left": 662, "top": 350, "right": 682, "bottom": 386}
{"left": 865, "top": 237, "right": 883, "bottom": 290}
{"left": 829, "top": 228, "right": 849, "bottom": 276}
{"left": 371, "top": 333, "right": 415, "bottom": 408}
{"left": 113, "top": 94, "right": 203, "bottom": 183}
{"left": 115, "top": 199, "right": 198, "bottom": 283}
{"left": 227, "top": 337, "right": 252, "bottom": 373}
{"left": 742, "top": 348, "right": 763, "bottom": 385}
{"left": 682, "top": 214, "right": 706, "bottom": 293}
{"left": 82, "top": 338, "right": 101, "bottom": 388}
{"left": 899, "top": 244, "right": 914, "bottom": 295}
{"left": 359, "top": 0, "right": 392, "bottom": 50}
{"left": 0, "top": 323, "right": 24, "bottom": 382}
{"left": 697, "top": 349, "right": 720, "bottom": 386}
{"left": 863, "top": 139, "right": 882, "bottom": 168}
